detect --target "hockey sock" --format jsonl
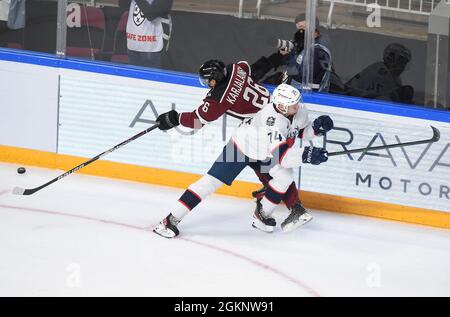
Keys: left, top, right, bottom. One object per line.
{"left": 173, "top": 189, "right": 202, "bottom": 219}
{"left": 283, "top": 182, "right": 301, "bottom": 209}
{"left": 171, "top": 174, "right": 224, "bottom": 220}
{"left": 260, "top": 185, "right": 285, "bottom": 217}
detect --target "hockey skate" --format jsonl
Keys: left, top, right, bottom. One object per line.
{"left": 153, "top": 213, "right": 180, "bottom": 238}
{"left": 281, "top": 202, "right": 313, "bottom": 232}
{"left": 252, "top": 199, "right": 276, "bottom": 233}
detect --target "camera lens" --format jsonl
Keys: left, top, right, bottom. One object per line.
{"left": 277, "top": 39, "right": 294, "bottom": 51}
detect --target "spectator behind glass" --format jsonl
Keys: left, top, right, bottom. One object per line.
{"left": 125, "top": 0, "right": 172, "bottom": 68}
{"left": 294, "top": 13, "right": 331, "bottom": 54}
{"left": 255, "top": 13, "right": 341, "bottom": 93}
{"left": 284, "top": 13, "right": 333, "bottom": 91}
{"left": 345, "top": 43, "right": 414, "bottom": 104}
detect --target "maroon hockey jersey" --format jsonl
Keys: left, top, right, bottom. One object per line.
{"left": 179, "top": 61, "right": 271, "bottom": 128}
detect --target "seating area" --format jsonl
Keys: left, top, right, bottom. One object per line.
{"left": 0, "top": 1, "right": 438, "bottom": 61}
{"left": 64, "top": 4, "right": 129, "bottom": 63}
{"left": 66, "top": 5, "right": 106, "bottom": 59}
{"left": 0, "top": 21, "right": 23, "bottom": 50}
{"left": 0, "top": 0, "right": 448, "bottom": 108}
{"left": 110, "top": 10, "right": 129, "bottom": 64}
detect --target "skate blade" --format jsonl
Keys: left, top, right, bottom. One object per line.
{"left": 281, "top": 215, "right": 313, "bottom": 233}
{"left": 252, "top": 222, "right": 274, "bottom": 233}
{"left": 153, "top": 226, "right": 177, "bottom": 239}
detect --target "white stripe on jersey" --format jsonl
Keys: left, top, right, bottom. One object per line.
{"left": 237, "top": 61, "right": 251, "bottom": 76}
{"left": 220, "top": 65, "right": 237, "bottom": 104}
{"left": 195, "top": 108, "right": 210, "bottom": 125}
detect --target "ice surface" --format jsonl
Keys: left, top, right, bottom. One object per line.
{"left": 0, "top": 163, "right": 449, "bottom": 296}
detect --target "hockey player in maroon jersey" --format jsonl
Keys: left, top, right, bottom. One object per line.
{"left": 157, "top": 59, "right": 273, "bottom": 128}
{"left": 155, "top": 58, "right": 333, "bottom": 236}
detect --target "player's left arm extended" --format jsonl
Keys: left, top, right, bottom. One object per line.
{"left": 156, "top": 99, "right": 227, "bottom": 131}
{"left": 179, "top": 99, "right": 227, "bottom": 129}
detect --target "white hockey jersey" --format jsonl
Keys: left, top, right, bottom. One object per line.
{"left": 231, "top": 103, "right": 317, "bottom": 168}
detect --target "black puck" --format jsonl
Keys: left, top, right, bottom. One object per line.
{"left": 17, "top": 167, "right": 26, "bottom": 174}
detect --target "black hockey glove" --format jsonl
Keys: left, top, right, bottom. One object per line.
{"left": 156, "top": 110, "right": 180, "bottom": 131}
{"left": 312, "top": 115, "right": 334, "bottom": 136}
{"left": 302, "top": 146, "right": 328, "bottom": 165}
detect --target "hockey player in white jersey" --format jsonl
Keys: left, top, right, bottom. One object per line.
{"left": 154, "top": 84, "right": 331, "bottom": 238}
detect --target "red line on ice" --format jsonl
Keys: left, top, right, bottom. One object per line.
{"left": 0, "top": 203, "right": 321, "bottom": 297}
{"left": 180, "top": 237, "right": 321, "bottom": 297}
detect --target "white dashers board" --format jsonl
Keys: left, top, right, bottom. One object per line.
{"left": 0, "top": 53, "right": 448, "bottom": 213}
{"left": 57, "top": 72, "right": 450, "bottom": 213}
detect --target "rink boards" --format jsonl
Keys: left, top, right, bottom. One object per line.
{"left": 0, "top": 48, "right": 449, "bottom": 228}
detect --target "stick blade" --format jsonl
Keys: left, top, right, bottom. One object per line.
{"left": 12, "top": 187, "right": 37, "bottom": 196}
{"left": 431, "top": 126, "right": 440, "bottom": 142}
{"left": 12, "top": 187, "right": 26, "bottom": 195}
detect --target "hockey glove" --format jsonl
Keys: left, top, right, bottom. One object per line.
{"left": 312, "top": 115, "right": 334, "bottom": 136}
{"left": 156, "top": 110, "right": 180, "bottom": 130}
{"left": 302, "top": 146, "right": 328, "bottom": 165}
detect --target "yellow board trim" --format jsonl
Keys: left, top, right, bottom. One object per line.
{"left": 1, "top": 145, "right": 449, "bottom": 229}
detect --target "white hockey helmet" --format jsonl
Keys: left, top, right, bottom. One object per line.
{"left": 272, "top": 84, "right": 303, "bottom": 114}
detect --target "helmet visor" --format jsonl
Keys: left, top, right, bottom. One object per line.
{"left": 199, "top": 76, "right": 210, "bottom": 87}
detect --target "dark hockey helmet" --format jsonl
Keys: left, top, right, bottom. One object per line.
{"left": 198, "top": 59, "right": 227, "bottom": 87}
{"left": 383, "top": 43, "right": 411, "bottom": 75}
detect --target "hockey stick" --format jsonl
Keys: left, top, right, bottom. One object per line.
{"left": 328, "top": 126, "right": 440, "bottom": 157}
{"left": 12, "top": 123, "right": 160, "bottom": 196}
